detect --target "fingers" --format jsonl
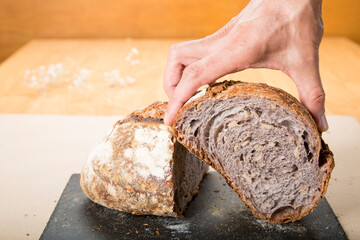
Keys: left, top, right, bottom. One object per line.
{"left": 163, "top": 16, "right": 240, "bottom": 98}
{"left": 164, "top": 65, "right": 204, "bottom": 126}
{"left": 164, "top": 48, "right": 246, "bottom": 126}
{"left": 163, "top": 60, "right": 184, "bottom": 98}
{"left": 291, "top": 66, "right": 328, "bottom": 132}
{"left": 163, "top": 39, "right": 214, "bottom": 98}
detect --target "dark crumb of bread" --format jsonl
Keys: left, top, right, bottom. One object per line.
{"left": 174, "top": 80, "right": 334, "bottom": 223}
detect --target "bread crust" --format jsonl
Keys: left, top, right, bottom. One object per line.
{"left": 80, "top": 102, "right": 180, "bottom": 217}
{"left": 173, "top": 80, "right": 334, "bottom": 223}
{"left": 120, "top": 101, "right": 167, "bottom": 124}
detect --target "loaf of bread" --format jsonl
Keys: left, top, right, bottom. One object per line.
{"left": 173, "top": 80, "right": 334, "bottom": 223}
{"left": 80, "top": 101, "right": 208, "bottom": 217}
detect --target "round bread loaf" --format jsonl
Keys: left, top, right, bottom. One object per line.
{"left": 173, "top": 80, "right": 334, "bottom": 223}
{"left": 80, "top": 101, "right": 208, "bottom": 217}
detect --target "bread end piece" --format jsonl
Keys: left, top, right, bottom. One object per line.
{"left": 80, "top": 101, "right": 208, "bottom": 217}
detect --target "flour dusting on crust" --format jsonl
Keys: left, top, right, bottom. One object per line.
{"left": 87, "top": 140, "right": 113, "bottom": 163}
{"left": 124, "top": 126, "right": 173, "bottom": 179}
{"left": 185, "top": 88, "right": 206, "bottom": 105}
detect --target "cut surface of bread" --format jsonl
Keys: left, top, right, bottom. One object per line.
{"left": 174, "top": 81, "right": 334, "bottom": 223}
{"left": 80, "top": 101, "right": 208, "bottom": 217}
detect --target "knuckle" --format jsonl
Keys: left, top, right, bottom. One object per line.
{"left": 163, "top": 80, "right": 169, "bottom": 91}
{"left": 169, "top": 42, "right": 189, "bottom": 53}
{"left": 163, "top": 81, "right": 175, "bottom": 95}
{"left": 309, "top": 87, "right": 325, "bottom": 105}
{"left": 231, "top": 24, "right": 252, "bottom": 46}
{"left": 227, "top": 35, "right": 242, "bottom": 48}
{"left": 198, "top": 77, "right": 211, "bottom": 87}
{"left": 169, "top": 43, "right": 180, "bottom": 52}
{"left": 168, "top": 44, "right": 182, "bottom": 59}
{"left": 184, "top": 64, "right": 202, "bottom": 78}
{"left": 302, "top": 51, "right": 319, "bottom": 64}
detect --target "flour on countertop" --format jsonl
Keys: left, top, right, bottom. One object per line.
{"left": 125, "top": 47, "right": 141, "bottom": 66}
{"left": 252, "top": 218, "right": 307, "bottom": 232}
{"left": 23, "top": 47, "right": 140, "bottom": 92}
{"left": 67, "top": 68, "right": 92, "bottom": 92}
{"left": 104, "top": 69, "right": 136, "bottom": 87}
{"left": 165, "top": 222, "right": 191, "bottom": 234}
{"left": 131, "top": 47, "right": 139, "bottom": 55}
{"left": 24, "top": 63, "right": 68, "bottom": 91}
{"left": 23, "top": 60, "right": 92, "bottom": 93}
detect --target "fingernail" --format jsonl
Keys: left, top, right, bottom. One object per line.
{"left": 320, "top": 115, "right": 329, "bottom": 132}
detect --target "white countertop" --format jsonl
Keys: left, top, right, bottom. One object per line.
{"left": 0, "top": 115, "right": 359, "bottom": 239}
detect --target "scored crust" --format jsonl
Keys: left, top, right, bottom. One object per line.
{"left": 173, "top": 80, "right": 335, "bottom": 223}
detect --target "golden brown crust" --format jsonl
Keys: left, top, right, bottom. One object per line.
{"left": 173, "top": 80, "right": 334, "bottom": 223}
{"left": 120, "top": 101, "right": 167, "bottom": 124}
{"left": 80, "top": 101, "right": 181, "bottom": 217}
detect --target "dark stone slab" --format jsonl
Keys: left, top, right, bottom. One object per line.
{"left": 40, "top": 173, "right": 347, "bottom": 240}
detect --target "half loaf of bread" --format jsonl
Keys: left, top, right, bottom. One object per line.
{"left": 80, "top": 101, "right": 208, "bottom": 217}
{"left": 173, "top": 80, "right": 334, "bottom": 223}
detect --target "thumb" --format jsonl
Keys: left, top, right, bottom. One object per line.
{"left": 292, "top": 70, "right": 328, "bottom": 132}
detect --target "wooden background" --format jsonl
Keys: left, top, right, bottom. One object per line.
{"left": 0, "top": 37, "right": 359, "bottom": 120}
{"left": 1, "top": 0, "right": 360, "bottom": 63}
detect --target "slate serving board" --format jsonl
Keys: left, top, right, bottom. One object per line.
{"left": 40, "top": 173, "right": 347, "bottom": 240}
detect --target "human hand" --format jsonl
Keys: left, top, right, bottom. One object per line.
{"left": 163, "top": 0, "right": 328, "bottom": 132}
